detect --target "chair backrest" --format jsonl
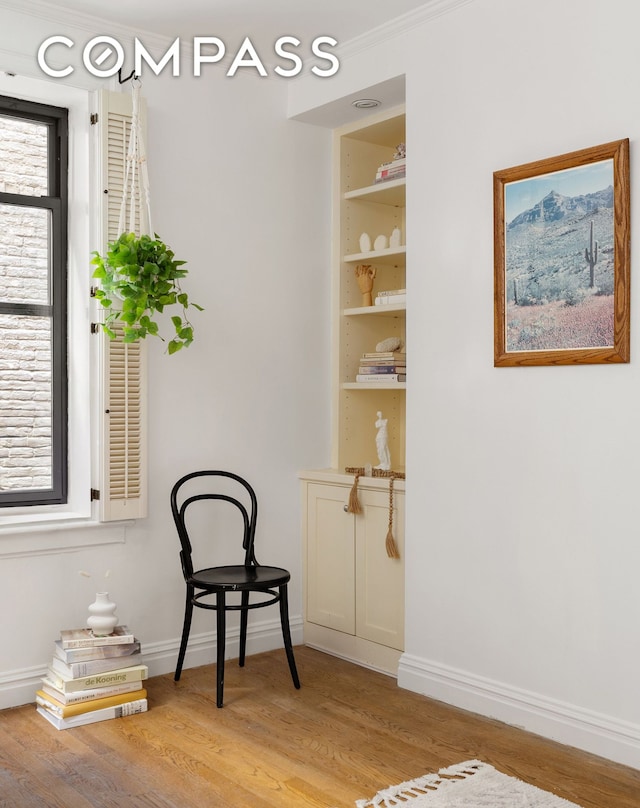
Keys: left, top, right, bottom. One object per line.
{"left": 170, "top": 470, "right": 259, "bottom": 579}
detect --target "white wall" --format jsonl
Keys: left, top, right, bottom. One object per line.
{"left": 2, "top": 0, "right": 640, "bottom": 773}
{"left": 291, "top": 0, "right": 640, "bottom": 770}
{"left": 0, "top": 7, "right": 331, "bottom": 706}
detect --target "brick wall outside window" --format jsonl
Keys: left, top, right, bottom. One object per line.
{"left": 0, "top": 118, "right": 53, "bottom": 492}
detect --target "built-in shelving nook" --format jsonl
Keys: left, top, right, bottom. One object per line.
{"left": 333, "top": 105, "right": 406, "bottom": 472}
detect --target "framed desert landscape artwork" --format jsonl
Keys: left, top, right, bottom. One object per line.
{"left": 493, "top": 139, "right": 630, "bottom": 366}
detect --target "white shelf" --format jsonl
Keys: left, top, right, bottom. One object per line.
{"left": 343, "top": 246, "right": 406, "bottom": 265}
{"left": 342, "top": 382, "right": 406, "bottom": 390}
{"left": 344, "top": 177, "right": 406, "bottom": 206}
{"left": 343, "top": 303, "right": 405, "bottom": 317}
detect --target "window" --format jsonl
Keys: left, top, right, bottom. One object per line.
{"left": 0, "top": 95, "right": 68, "bottom": 507}
{"left": 0, "top": 75, "right": 147, "bottom": 538}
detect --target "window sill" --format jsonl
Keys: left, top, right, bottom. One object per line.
{"left": 0, "top": 515, "right": 133, "bottom": 558}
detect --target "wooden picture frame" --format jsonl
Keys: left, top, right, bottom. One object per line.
{"left": 494, "top": 139, "right": 630, "bottom": 366}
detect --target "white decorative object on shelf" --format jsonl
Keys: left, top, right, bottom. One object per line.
{"left": 374, "top": 411, "right": 391, "bottom": 470}
{"left": 87, "top": 592, "right": 118, "bottom": 636}
{"left": 374, "top": 234, "right": 388, "bottom": 251}
{"left": 359, "top": 232, "right": 372, "bottom": 253}
{"left": 390, "top": 227, "right": 402, "bottom": 248}
{"left": 376, "top": 336, "right": 403, "bottom": 353}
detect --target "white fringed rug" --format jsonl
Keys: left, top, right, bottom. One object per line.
{"left": 356, "top": 760, "right": 584, "bottom": 807}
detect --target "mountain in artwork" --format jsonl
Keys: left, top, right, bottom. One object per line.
{"left": 508, "top": 185, "right": 613, "bottom": 229}
{"left": 505, "top": 185, "right": 614, "bottom": 306}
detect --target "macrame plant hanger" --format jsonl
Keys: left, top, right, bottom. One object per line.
{"left": 119, "top": 78, "right": 153, "bottom": 239}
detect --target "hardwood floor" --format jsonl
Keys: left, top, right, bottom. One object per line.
{"left": 1, "top": 646, "right": 638, "bottom": 807}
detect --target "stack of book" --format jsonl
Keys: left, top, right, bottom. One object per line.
{"left": 36, "top": 625, "right": 148, "bottom": 730}
{"left": 375, "top": 288, "right": 406, "bottom": 307}
{"left": 356, "top": 350, "right": 406, "bottom": 383}
{"left": 374, "top": 157, "right": 406, "bottom": 184}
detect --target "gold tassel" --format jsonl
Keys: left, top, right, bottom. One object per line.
{"left": 347, "top": 471, "right": 362, "bottom": 514}
{"left": 385, "top": 475, "right": 400, "bottom": 559}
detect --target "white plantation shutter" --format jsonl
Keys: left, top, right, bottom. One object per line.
{"left": 94, "top": 89, "right": 148, "bottom": 521}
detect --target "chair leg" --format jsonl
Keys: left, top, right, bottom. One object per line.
{"left": 174, "top": 584, "right": 194, "bottom": 682}
{"left": 239, "top": 590, "right": 249, "bottom": 668}
{"left": 216, "top": 591, "right": 226, "bottom": 707}
{"left": 279, "top": 584, "right": 301, "bottom": 690}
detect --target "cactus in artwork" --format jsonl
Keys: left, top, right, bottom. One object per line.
{"left": 585, "top": 220, "right": 598, "bottom": 288}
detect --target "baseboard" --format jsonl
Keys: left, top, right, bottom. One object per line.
{"left": 398, "top": 653, "right": 640, "bottom": 771}
{"left": 0, "top": 615, "right": 303, "bottom": 711}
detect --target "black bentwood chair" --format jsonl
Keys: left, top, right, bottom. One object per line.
{"left": 171, "top": 470, "right": 300, "bottom": 707}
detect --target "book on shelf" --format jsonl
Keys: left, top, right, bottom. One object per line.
{"left": 54, "top": 639, "right": 140, "bottom": 664}
{"left": 362, "top": 350, "right": 406, "bottom": 360}
{"left": 40, "top": 676, "right": 144, "bottom": 705}
{"left": 36, "top": 687, "right": 148, "bottom": 719}
{"left": 50, "top": 649, "right": 142, "bottom": 680}
{"left": 60, "top": 625, "right": 135, "bottom": 649}
{"left": 355, "top": 374, "right": 406, "bottom": 383}
{"left": 375, "top": 171, "right": 406, "bottom": 184}
{"left": 376, "top": 288, "right": 406, "bottom": 297}
{"left": 375, "top": 160, "right": 406, "bottom": 183}
{"left": 359, "top": 358, "right": 407, "bottom": 367}
{"left": 375, "top": 157, "right": 406, "bottom": 174}
{"left": 375, "top": 294, "right": 406, "bottom": 306}
{"left": 377, "top": 157, "right": 406, "bottom": 168}
{"left": 45, "top": 663, "right": 148, "bottom": 694}
{"left": 36, "top": 698, "right": 148, "bottom": 731}
{"left": 358, "top": 365, "right": 406, "bottom": 374}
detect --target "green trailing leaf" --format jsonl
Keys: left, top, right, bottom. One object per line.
{"left": 121, "top": 310, "right": 137, "bottom": 325}
{"left": 91, "top": 232, "right": 203, "bottom": 354}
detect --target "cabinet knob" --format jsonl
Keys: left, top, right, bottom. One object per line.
{"left": 343, "top": 504, "right": 349, "bottom": 512}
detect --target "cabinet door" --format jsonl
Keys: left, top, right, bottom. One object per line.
{"left": 355, "top": 488, "right": 405, "bottom": 650}
{"left": 305, "top": 483, "right": 355, "bottom": 634}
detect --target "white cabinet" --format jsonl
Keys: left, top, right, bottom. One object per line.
{"left": 302, "top": 474, "right": 405, "bottom": 675}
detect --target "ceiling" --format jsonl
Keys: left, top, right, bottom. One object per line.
{"left": 35, "top": 0, "right": 430, "bottom": 50}
{"left": 26, "top": 0, "right": 425, "bottom": 127}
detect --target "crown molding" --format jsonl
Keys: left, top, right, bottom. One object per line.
{"left": 0, "top": 0, "right": 476, "bottom": 81}
{"left": 5, "top": 0, "right": 478, "bottom": 59}
{"left": 336, "top": 0, "right": 476, "bottom": 62}
{"left": 0, "top": 0, "right": 173, "bottom": 50}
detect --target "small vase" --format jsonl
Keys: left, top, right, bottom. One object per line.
{"left": 390, "top": 227, "right": 402, "bottom": 248}
{"left": 359, "top": 232, "right": 372, "bottom": 253}
{"left": 87, "top": 592, "right": 118, "bottom": 637}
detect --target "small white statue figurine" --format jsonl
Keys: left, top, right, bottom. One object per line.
{"left": 375, "top": 411, "right": 391, "bottom": 471}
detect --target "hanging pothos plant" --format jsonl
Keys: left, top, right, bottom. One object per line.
{"left": 91, "top": 232, "right": 203, "bottom": 354}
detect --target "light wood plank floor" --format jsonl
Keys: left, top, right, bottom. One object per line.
{"left": 1, "top": 646, "right": 638, "bottom": 807}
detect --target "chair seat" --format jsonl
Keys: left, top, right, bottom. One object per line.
{"left": 191, "top": 564, "right": 291, "bottom": 591}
